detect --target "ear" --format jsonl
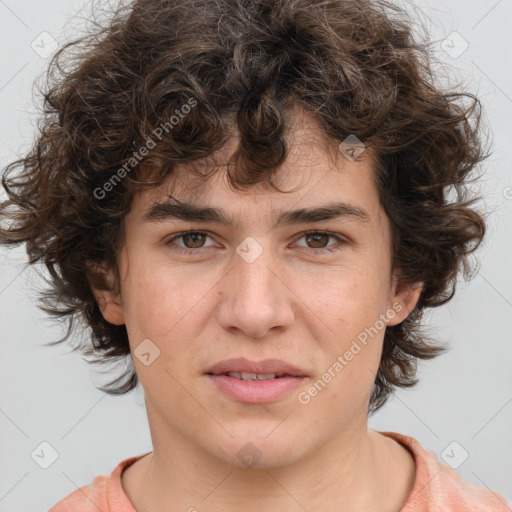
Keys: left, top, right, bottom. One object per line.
{"left": 386, "top": 273, "right": 423, "bottom": 327}
{"left": 86, "top": 260, "right": 125, "bottom": 326}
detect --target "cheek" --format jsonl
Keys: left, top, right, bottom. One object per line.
{"left": 120, "top": 256, "right": 220, "bottom": 345}
{"left": 305, "top": 263, "right": 389, "bottom": 324}
{"left": 301, "top": 265, "right": 390, "bottom": 368}
{"left": 302, "top": 274, "right": 387, "bottom": 413}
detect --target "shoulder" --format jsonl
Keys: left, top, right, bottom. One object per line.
{"left": 47, "top": 454, "right": 149, "bottom": 512}
{"left": 377, "top": 431, "right": 511, "bottom": 512}
{"left": 47, "top": 476, "right": 109, "bottom": 512}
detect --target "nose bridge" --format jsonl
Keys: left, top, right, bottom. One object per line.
{"left": 236, "top": 245, "right": 276, "bottom": 297}
{"left": 216, "top": 236, "right": 294, "bottom": 337}
{"left": 233, "top": 236, "right": 279, "bottom": 307}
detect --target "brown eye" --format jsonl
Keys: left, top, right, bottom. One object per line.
{"left": 181, "top": 232, "right": 207, "bottom": 248}
{"left": 305, "top": 232, "right": 330, "bottom": 249}
{"left": 293, "top": 231, "right": 348, "bottom": 255}
{"left": 165, "top": 231, "right": 216, "bottom": 254}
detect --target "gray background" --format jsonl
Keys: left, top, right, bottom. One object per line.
{"left": 0, "top": 0, "right": 511, "bottom": 510}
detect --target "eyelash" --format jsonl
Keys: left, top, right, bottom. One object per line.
{"left": 165, "top": 230, "right": 348, "bottom": 256}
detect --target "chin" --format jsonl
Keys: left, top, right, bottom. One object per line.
{"left": 210, "top": 429, "right": 309, "bottom": 470}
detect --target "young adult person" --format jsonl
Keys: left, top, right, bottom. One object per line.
{"left": 1, "top": 0, "right": 509, "bottom": 510}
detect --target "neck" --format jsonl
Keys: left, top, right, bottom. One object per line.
{"left": 122, "top": 408, "right": 415, "bottom": 512}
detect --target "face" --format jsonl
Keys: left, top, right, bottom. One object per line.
{"left": 93, "top": 109, "right": 421, "bottom": 470}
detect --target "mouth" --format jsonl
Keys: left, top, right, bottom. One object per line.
{"left": 204, "top": 358, "right": 308, "bottom": 404}
{"left": 205, "top": 357, "right": 308, "bottom": 378}
{"left": 206, "top": 371, "right": 294, "bottom": 380}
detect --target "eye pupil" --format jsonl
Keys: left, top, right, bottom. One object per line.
{"left": 306, "top": 233, "right": 329, "bottom": 248}
{"left": 184, "top": 233, "right": 205, "bottom": 248}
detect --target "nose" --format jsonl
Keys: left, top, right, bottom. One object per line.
{"left": 216, "top": 246, "right": 295, "bottom": 339}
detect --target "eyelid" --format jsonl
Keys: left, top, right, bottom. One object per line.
{"left": 165, "top": 230, "right": 218, "bottom": 248}
{"left": 293, "top": 229, "right": 348, "bottom": 245}
{"left": 165, "top": 229, "right": 350, "bottom": 255}
{"left": 291, "top": 230, "right": 350, "bottom": 255}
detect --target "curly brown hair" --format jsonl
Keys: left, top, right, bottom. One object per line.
{"left": 0, "top": 0, "right": 489, "bottom": 414}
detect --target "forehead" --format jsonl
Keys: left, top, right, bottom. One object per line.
{"left": 128, "top": 109, "right": 381, "bottom": 224}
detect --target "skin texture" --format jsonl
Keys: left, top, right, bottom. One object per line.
{"left": 91, "top": 109, "right": 420, "bottom": 511}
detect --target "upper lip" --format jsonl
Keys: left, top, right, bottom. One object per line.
{"left": 205, "top": 358, "right": 308, "bottom": 377}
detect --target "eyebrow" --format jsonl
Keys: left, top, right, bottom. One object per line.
{"left": 142, "top": 197, "right": 371, "bottom": 228}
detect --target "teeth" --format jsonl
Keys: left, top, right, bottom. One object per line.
{"left": 225, "top": 371, "right": 280, "bottom": 380}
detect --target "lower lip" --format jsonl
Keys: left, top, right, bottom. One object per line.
{"left": 206, "top": 374, "right": 306, "bottom": 404}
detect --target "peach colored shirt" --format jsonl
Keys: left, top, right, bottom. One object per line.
{"left": 48, "top": 431, "right": 511, "bottom": 511}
